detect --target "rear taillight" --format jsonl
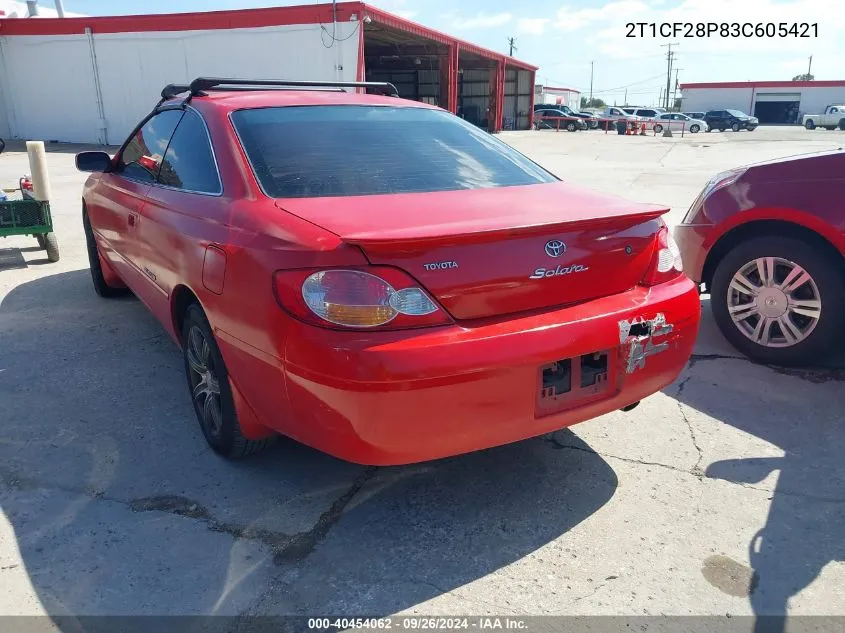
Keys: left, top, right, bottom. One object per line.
{"left": 20, "top": 177, "right": 33, "bottom": 191}
{"left": 273, "top": 267, "right": 452, "bottom": 330}
{"left": 641, "top": 224, "right": 684, "bottom": 286}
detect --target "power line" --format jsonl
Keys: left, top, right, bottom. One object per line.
{"left": 590, "top": 73, "right": 665, "bottom": 94}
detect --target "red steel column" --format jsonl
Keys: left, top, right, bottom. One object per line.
{"left": 449, "top": 44, "right": 460, "bottom": 114}
{"left": 490, "top": 59, "right": 505, "bottom": 132}
{"left": 356, "top": 19, "right": 366, "bottom": 91}
{"left": 528, "top": 69, "right": 536, "bottom": 130}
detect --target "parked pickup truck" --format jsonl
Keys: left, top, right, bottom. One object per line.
{"left": 599, "top": 106, "right": 643, "bottom": 121}
{"left": 803, "top": 105, "right": 845, "bottom": 130}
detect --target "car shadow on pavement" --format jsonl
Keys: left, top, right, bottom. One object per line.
{"left": 672, "top": 300, "right": 845, "bottom": 633}
{"left": 0, "top": 269, "right": 618, "bottom": 619}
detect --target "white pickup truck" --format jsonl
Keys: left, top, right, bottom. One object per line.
{"left": 599, "top": 106, "right": 643, "bottom": 121}
{"left": 803, "top": 105, "right": 845, "bottom": 130}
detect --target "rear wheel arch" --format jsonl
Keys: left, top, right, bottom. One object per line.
{"left": 701, "top": 220, "right": 845, "bottom": 291}
{"left": 171, "top": 285, "right": 203, "bottom": 345}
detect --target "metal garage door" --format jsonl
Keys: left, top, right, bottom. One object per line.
{"left": 754, "top": 92, "right": 801, "bottom": 102}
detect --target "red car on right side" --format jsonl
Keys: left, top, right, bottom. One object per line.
{"left": 674, "top": 150, "right": 845, "bottom": 366}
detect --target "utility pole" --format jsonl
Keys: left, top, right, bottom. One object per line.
{"left": 54, "top": 0, "right": 65, "bottom": 17}
{"left": 807, "top": 55, "right": 813, "bottom": 78}
{"left": 660, "top": 42, "right": 678, "bottom": 109}
{"left": 672, "top": 68, "right": 682, "bottom": 110}
{"left": 658, "top": 88, "right": 662, "bottom": 108}
{"left": 624, "top": 88, "right": 627, "bottom": 104}
{"left": 507, "top": 37, "right": 517, "bottom": 56}
{"left": 589, "top": 61, "right": 594, "bottom": 105}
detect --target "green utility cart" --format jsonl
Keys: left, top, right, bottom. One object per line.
{"left": 0, "top": 178, "right": 60, "bottom": 262}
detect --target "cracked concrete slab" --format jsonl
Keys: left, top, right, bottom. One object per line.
{"left": 2, "top": 128, "right": 844, "bottom": 620}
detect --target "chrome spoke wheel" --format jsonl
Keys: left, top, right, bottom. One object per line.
{"left": 727, "top": 257, "right": 821, "bottom": 349}
{"left": 186, "top": 324, "right": 223, "bottom": 437}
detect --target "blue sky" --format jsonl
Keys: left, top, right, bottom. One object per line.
{"left": 39, "top": 0, "right": 840, "bottom": 107}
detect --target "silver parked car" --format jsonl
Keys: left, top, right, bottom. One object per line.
{"left": 653, "top": 112, "right": 707, "bottom": 133}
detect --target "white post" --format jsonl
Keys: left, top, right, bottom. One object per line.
{"left": 26, "top": 141, "right": 51, "bottom": 202}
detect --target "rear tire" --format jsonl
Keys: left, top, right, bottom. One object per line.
{"left": 83, "top": 209, "right": 128, "bottom": 298}
{"left": 805, "top": 119, "right": 816, "bottom": 130}
{"left": 182, "top": 304, "right": 274, "bottom": 458}
{"left": 36, "top": 234, "right": 46, "bottom": 249}
{"left": 839, "top": 119, "right": 845, "bottom": 131}
{"left": 710, "top": 236, "right": 845, "bottom": 366}
{"left": 44, "top": 232, "right": 60, "bottom": 263}
{"left": 653, "top": 124, "right": 663, "bottom": 133}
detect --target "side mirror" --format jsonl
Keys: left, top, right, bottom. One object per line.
{"left": 76, "top": 151, "right": 111, "bottom": 173}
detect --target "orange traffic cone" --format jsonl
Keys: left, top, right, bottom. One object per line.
{"left": 625, "top": 123, "right": 632, "bottom": 135}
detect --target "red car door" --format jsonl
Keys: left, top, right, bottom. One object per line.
{"left": 132, "top": 108, "right": 227, "bottom": 330}
{"left": 89, "top": 110, "right": 184, "bottom": 292}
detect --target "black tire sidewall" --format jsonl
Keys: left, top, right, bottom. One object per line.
{"left": 731, "top": 123, "right": 740, "bottom": 132}
{"left": 690, "top": 124, "right": 700, "bottom": 133}
{"left": 182, "top": 305, "right": 241, "bottom": 456}
{"left": 654, "top": 124, "right": 663, "bottom": 133}
{"left": 711, "top": 236, "right": 845, "bottom": 365}
{"left": 83, "top": 211, "right": 113, "bottom": 295}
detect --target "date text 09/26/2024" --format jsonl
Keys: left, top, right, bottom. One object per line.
{"left": 626, "top": 22, "right": 818, "bottom": 38}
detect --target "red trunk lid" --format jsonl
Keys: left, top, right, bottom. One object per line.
{"left": 275, "top": 182, "right": 667, "bottom": 320}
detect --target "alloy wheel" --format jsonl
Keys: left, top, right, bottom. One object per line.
{"left": 186, "top": 324, "right": 223, "bottom": 437}
{"left": 727, "top": 257, "right": 822, "bottom": 348}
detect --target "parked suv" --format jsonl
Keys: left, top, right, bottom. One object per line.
{"left": 534, "top": 107, "right": 588, "bottom": 131}
{"left": 704, "top": 109, "right": 758, "bottom": 132}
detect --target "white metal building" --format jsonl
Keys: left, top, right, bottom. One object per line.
{"left": 680, "top": 81, "right": 845, "bottom": 124}
{"left": 0, "top": 2, "right": 538, "bottom": 144}
{"left": 534, "top": 85, "right": 581, "bottom": 110}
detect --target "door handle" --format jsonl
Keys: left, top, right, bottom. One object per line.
{"left": 128, "top": 212, "right": 138, "bottom": 227}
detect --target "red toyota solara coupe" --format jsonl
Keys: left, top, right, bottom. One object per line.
{"left": 75, "top": 78, "right": 700, "bottom": 464}
{"left": 674, "top": 150, "right": 845, "bottom": 366}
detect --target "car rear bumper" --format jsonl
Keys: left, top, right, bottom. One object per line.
{"left": 228, "top": 275, "right": 697, "bottom": 465}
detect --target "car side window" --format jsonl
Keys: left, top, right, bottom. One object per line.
{"left": 116, "top": 110, "right": 184, "bottom": 183}
{"left": 832, "top": 108, "right": 838, "bottom": 113}
{"left": 157, "top": 110, "right": 222, "bottom": 195}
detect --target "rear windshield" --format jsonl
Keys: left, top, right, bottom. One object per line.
{"left": 230, "top": 105, "right": 557, "bottom": 198}
{"left": 727, "top": 110, "right": 748, "bottom": 117}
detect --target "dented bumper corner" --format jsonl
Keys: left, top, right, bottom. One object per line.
{"left": 619, "top": 312, "right": 676, "bottom": 374}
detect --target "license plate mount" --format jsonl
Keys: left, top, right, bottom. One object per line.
{"left": 536, "top": 349, "right": 615, "bottom": 417}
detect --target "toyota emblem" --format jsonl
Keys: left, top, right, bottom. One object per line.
{"left": 544, "top": 240, "right": 566, "bottom": 258}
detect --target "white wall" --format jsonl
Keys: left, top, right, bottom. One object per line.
{"left": 538, "top": 90, "right": 579, "bottom": 109}
{"left": 682, "top": 86, "right": 845, "bottom": 117}
{"left": 791, "top": 87, "right": 845, "bottom": 116}
{"left": 680, "top": 87, "right": 753, "bottom": 113}
{"left": 0, "top": 21, "right": 360, "bottom": 144}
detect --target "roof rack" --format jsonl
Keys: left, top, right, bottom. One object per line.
{"left": 186, "top": 77, "right": 399, "bottom": 98}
